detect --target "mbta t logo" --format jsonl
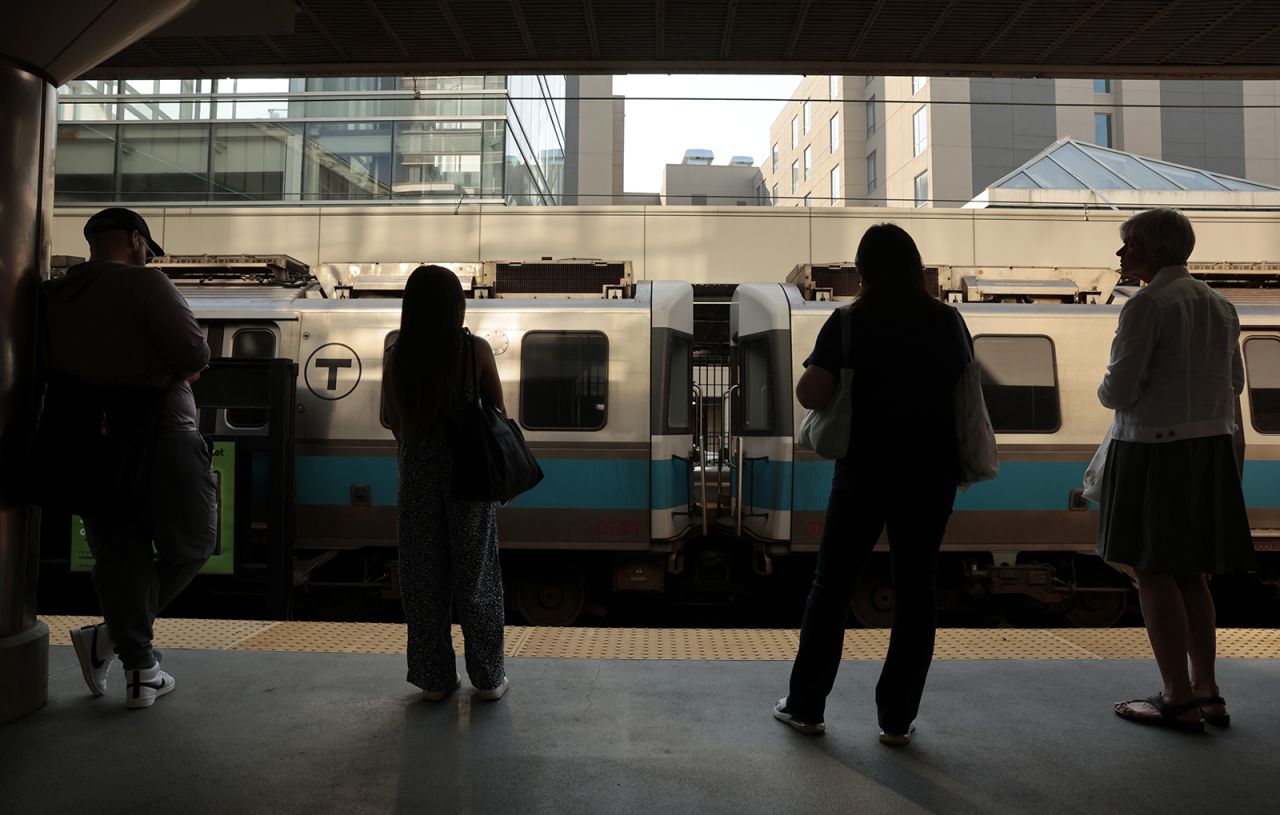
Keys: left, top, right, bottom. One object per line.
{"left": 304, "top": 343, "right": 363, "bottom": 401}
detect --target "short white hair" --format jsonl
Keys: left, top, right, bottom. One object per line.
{"left": 1120, "top": 208, "right": 1196, "bottom": 265}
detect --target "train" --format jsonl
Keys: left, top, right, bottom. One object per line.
{"left": 41, "top": 255, "right": 1280, "bottom": 626}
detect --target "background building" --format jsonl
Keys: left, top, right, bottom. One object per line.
{"left": 765, "top": 76, "right": 1280, "bottom": 208}
{"left": 660, "top": 150, "right": 765, "bottom": 205}
{"left": 54, "top": 75, "right": 622, "bottom": 207}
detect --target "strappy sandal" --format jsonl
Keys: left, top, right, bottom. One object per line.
{"left": 1115, "top": 692, "right": 1205, "bottom": 734}
{"left": 1196, "top": 695, "right": 1230, "bottom": 728}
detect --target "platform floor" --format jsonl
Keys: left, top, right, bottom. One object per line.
{"left": 5, "top": 625, "right": 1280, "bottom": 813}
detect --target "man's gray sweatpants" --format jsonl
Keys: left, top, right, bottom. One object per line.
{"left": 84, "top": 429, "right": 217, "bottom": 670}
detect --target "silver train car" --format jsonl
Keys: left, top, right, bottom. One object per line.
{"left": 172, "top": 259, "right": 1280, "bottom": 626}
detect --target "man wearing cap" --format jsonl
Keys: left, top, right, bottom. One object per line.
{"left": 45, "top": 208, "right": 215, "bottom": 709}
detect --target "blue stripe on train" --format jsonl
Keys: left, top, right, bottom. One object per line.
{"left": 295, "top": 455, "right": 675, "bottom": 510}
{"left": 793, "top": 459, "right": 1280, "bottom": 512}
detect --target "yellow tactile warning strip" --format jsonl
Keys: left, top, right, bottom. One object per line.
{"left": 39, "top": 617, "right": 1280, "bottom": 660}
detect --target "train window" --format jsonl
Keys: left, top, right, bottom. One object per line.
{"left": 668, "top": 335, "right": 692, "bottom": 431}
{"left": 739, "top": 337, "right": 772, "bottom": 433}
{"left": 1245, "top": 337, "right": 1280, "bottom": 433}
{"left": 379, "top": 331, "right": 399, "bottom": 430}
{"left": 520, "top": 332, "right": 608, "bottom": 431}
{"left": 226, "top": 329, "right": 276, "bottom": 427}
{"left": 973, "top": 335, "right": 1061, "bottom": 433}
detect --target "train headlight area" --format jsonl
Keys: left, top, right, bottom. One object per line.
{"left": 10, "top": 616, "right": 1280, "bottom": 814}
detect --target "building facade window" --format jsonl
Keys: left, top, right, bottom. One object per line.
{"left": 53, "top": 74, "right": 563, "bottom": 206}
{"left": 771, "top": 183, "right": 778, "bottom": 204}
{"left": 1094, "top": 113, "right": 1113, "bottom": 147}
{"left": 829, "top": 113, "right": 840, "bottom": 153}
{"left": 865, "top": 97, "right": 877, "bottom": 136}
{"left": 912, "top": 76, "right": 927, "bottom": 94}
{"left": 829, "top": 75, "right": 839, "bottom": 100}
{"left": 803, "top": 194, "right": 811, "bottom": 207}
{"left": 791, "top": 160, "right": 799, "bottom": 193}
{"left": 771, "top": 142, "right": 778, "bottom": 174}
{"left": 866, "top": 151, "right": 877, "bottom": 193}
{"left": 830, "top": 165, "right": 840, "bottom": 206}
{"left": 865, "top": 75, "right": 874, "bottom": 86}
{"left": 803, "top": 146, "right": 812, "bottom": 181}
{"left": 913, "top": 106, "right": 928, "bottom": 156}
{"left": 791, "top": 115, "right": 798, "bottom": 148}
{"left": 914, "top": 170, "right": 929, "bottom": 207}
{"left": 803, "top": 101, "right": 811, "bottom": 134}
{"left": 1093, "top": 79, "right": 1112, "bottom": 93}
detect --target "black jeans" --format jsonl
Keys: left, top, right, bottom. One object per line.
{"left": 787, "top": 474, "right": 956, "bottom": 730}
{"left": 84, "top": 429, "right": 217, "bottom": 669}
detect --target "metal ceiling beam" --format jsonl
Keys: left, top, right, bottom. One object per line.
{"left": 436, "top": 0, "right": 474, "bottom": 61}
{"left": 297, "top": 0, "right": 351, "bottom": 62}
{"left": 976, "top": 0, "right": 1037, "bottom": 62}
{"left": 846, "top": 0, "right": 886, "bottom": 61}
{"left": 1097, "top": 0, "right": 1184, "bottom": 63}
{"left": 910, "top": 0, "right": 962, "bottom": 62}
{"left": 783, "top": 0, "right": 813, "bottom": 61}
{"left": 1160, "top": 0, "right": 1252, "bottom": 64}
{"left": 1034, "top": 0, "right": 1107, "bottom": 64}
{"left": 582, "top": 0, "right": 601, "bottom": 60}
{"left": 1225, "top": 18, "right": 1280, "bottom": 64}
{"left": 655, "top": 0, "right": 665, "bottom": 60}
{"left": 509, "top": 0, "right": 538, "bottom": 60}
{"left": 719, "top": 0, "right": 738, "bottom": 61}
{"left": 363, "top": 0, "right": 411, "bottom": 62}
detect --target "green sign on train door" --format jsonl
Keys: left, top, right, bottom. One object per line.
{"left": 71, "top": 441, "right": 237, "bottom": 575}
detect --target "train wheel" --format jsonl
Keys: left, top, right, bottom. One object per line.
{"left": 850, "top": 565, "right": 894, "bottom": 628}
{"left": 515, "top": 566, "right": 586, "bottom": 626}
{"left": 1063, "top": 591, "right": 1127, "bottom": 628}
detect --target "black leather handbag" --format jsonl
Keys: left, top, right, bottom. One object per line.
{"left": 447, "top": 329, "right": 544, "bottom": 503}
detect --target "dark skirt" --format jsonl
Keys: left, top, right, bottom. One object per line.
{"left": 1097, "top": 434, "right": 1256, "bottom": 576}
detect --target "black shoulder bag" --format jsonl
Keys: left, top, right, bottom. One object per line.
{"left": 447, "top": 329, "right": 544, "bottom": 503}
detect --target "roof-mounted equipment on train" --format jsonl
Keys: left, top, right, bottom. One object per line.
{"left": 481, "top": 259, "right": 634, "bottom": 299}
{"left": 318, "top": 262, "right": 481, "bottom": 299}
{"left": 787, "top": 263, "right": 943, "bottom": 301}
{"left": 149, "top": 254, "right": 321, "bottom": 294}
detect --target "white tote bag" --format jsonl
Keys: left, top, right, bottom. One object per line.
{"left": 1081, "top": 422, "right": 1114, "bottom": 504}
{"left": 797, "top": 306, "right": 854, "bottom": 460}
{"left": 952, "top": 308, "right": 999, "bottom": 488}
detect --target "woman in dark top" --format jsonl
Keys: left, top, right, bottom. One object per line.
{"left": 383, "top": 265, "right": 509, "bottom": 702}
{"left": 773, "top": 224, "right": 970, "bottom": 744}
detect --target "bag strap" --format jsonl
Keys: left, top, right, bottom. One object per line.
{"left": 460, "top": 328, "right": 480, "bottom": 407}
{"left": 838, "top": 304, "right": 853, "bottom": 370}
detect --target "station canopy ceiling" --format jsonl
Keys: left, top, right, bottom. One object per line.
{"left": 86, "top": 0, "right": 1280, "bottom": 80}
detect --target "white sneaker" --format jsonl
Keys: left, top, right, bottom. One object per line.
{"left": 475, "top": 677, "right": 509, "bottom": 701}
{"left": 878, "top": 725, "right": 915, "bottom": 746}
{"left": 773, "top": 698, "right": 826, "bottom": 735}
{"left": 125, "top": 664, "right": 176, "bottom": 710}
{"left": 421, "top": 673, "right": 462, "bottom": 702}
{"left": 69, "top": 624, "right": 114, "bottom": 697}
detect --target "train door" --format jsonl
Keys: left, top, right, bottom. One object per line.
{"left": 650, "top": 282, "right": 698, "bottom": 543}
{"left": 725, "top": 284, "right": 794, "bottom": 553}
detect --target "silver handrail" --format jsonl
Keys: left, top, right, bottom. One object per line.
{"left": 721, "top": 384, "right": 740, "bottom": 516}
{"left": 691, "top": 384, "right": 708, "bottom": 536}
{"left": 735, "top": 437, "right": 745, "bottom": 537}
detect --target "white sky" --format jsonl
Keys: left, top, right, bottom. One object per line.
{"left": 612, "top": 74, "right": 803, "bottom": 193}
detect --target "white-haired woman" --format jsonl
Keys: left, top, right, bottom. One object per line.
{"left": 1101, "top": 208, "right": 1255, "bottom": 733}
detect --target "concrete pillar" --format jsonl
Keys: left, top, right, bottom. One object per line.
{"left": 0, "top": 64, "right": 55, "bottom": 724}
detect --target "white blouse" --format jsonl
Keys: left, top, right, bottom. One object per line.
{"left": 1098, "top": 265, "right": 1243, "bottom": 443}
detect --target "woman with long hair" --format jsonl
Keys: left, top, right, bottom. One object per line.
{"left": 383, "top": 265, "right": 509, "bottom": 701}
{"left": 773, "top": 223, "right": 970, "bottom": 744}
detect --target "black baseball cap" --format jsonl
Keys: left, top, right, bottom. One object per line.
{"left": 83, "top": 207, "right": 164, "bottom": 257}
